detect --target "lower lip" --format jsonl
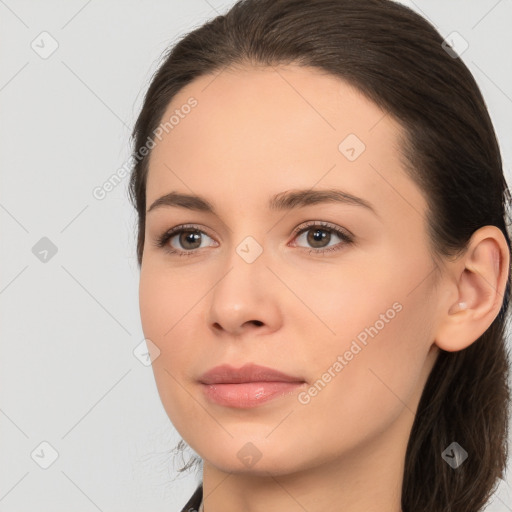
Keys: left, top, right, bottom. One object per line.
{"left": 201, "top": 381, "right": 305, "bottom": 408}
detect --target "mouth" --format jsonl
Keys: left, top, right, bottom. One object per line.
{"left": 198, "top": 363, "right": 307, "bottom": 408}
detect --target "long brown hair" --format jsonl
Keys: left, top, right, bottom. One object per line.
{"left": 128, "top": 1, "right": 512, "bottom": 510}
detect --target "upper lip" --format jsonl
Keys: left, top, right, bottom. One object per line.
{"left": 199, "top": 363, "right": 305, "bottom": 384}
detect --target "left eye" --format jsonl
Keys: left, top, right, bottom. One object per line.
{"left": 291, "top": 223, "right": 353, "bottom": 251}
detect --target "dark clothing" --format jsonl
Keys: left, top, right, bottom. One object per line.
{"left": 180, "top": 483, "right": 203, "bottom": 512}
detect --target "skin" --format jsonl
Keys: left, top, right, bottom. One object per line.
{"left": 138, "top": 64, "right": 509, "bottom": 512}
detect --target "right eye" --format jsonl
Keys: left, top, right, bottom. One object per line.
{"left": 154, "top": 224, "right": 218, "bottom": 257}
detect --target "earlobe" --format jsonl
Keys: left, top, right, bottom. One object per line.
{"left": 434, "top": 226, "right": 510, "bottom": 353}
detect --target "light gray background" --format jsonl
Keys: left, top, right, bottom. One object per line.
{"left": 1, "top": 1, "right": 511, "bottom": 511}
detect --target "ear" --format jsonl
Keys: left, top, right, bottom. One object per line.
{"left": 434, "top": 225, "right": 510, "bottom": 352}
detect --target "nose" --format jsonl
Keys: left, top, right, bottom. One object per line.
{"left": 206, "top": 251, "right": 283, "bottom": 338}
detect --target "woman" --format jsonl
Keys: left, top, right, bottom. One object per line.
{"left": 129, "top": 0, "right": 511, "bottom": 510}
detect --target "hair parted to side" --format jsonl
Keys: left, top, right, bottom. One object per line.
{"left": 129, "top": 1, "right": 512, "bottom": 510}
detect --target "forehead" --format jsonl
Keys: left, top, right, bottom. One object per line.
{"left": 145, "top": 64, "right": 425, "bottom": 219}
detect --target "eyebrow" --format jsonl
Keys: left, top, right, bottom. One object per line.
{"left": 146, "top": 188, "right": 377, "bottom": 216}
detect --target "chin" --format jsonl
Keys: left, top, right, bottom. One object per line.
{"left": 196, "top": 435, "right": 315, "bottom": 477}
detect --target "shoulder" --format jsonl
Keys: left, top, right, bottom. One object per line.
{"left": 179, "top": 483, "right": 203, "bottom": 512}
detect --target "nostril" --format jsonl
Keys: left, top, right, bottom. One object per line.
{"left": 212, "top": 320, "right": 264, "bottom": 332}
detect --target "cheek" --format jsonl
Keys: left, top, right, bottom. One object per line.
{"left": 317, "top": 301, "right": 434, "bottom": 425}
{"left": 139, "top": 263, "right": 194, "bottom": 345}
{"left": 295, "top": 245, "right": 434, "bottom": 348}
{"left": 287, "top": 302, "right": 434, "bottom": 468}
{"left": 291, "top": 250, "right": 436, "bottom": 415}
{"left": 139, "top": 267, "right": 202, "bottom": 432}
{"left": 138, "top": 265, "right": 198, "bottom": 384}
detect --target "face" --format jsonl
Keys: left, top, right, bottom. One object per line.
{"left": 139, "top": 64, "right": 441, "bottom": 476}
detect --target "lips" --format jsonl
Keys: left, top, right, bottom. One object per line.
{"left": 198, "top": 363, "right": 305, "bottom": 385}
{"left": 198, "top": 363, "right": 307, "bottom": 408}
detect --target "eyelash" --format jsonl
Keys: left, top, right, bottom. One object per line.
{"left": 153, "top": 221, "right": 354, "bottom": 258}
